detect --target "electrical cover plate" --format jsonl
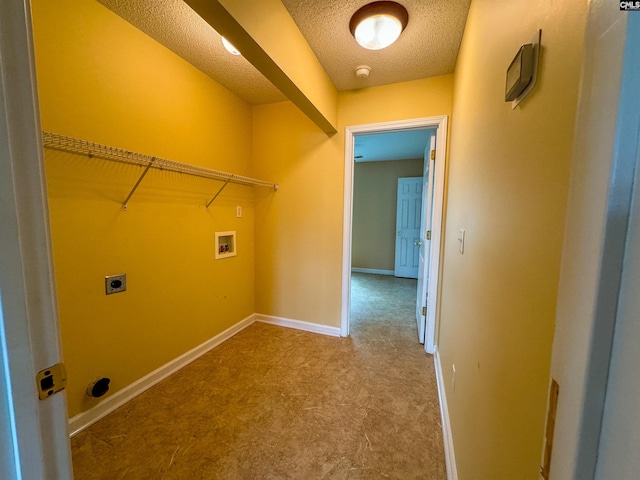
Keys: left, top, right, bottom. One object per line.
{"left": 105, "top": 274, "right": 126, "bottom": 294}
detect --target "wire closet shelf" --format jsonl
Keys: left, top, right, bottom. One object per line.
{"left": 41, "top": 131, "right": 278, "bottom": 210}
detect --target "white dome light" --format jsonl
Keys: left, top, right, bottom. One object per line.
{"left": 354, "top": 14, "right": 403, "bottom": 50}
{"left": 221, "top": 37, "right": 241, "bottom": 56}
{"left": 350, "top": 2, "right": 409, "bottom": 51}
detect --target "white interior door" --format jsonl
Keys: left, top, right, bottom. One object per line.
{"left": 394, "top": 177, "right": 422, "bottom": 278}
{"left": 0, "top": 1, "right": 73, "bottom": 478}
{"left": 416, "top": 133, "right": 436, "bottom": 343}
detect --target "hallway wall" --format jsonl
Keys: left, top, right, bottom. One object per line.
{"left": 437, "top": 0, "right": 588, "bottom": 477}
{"left": 32, "top": 0, "right": 256, "bottom": 417}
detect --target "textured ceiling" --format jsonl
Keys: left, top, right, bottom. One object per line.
{"left": 97, "top": 0, "right": 286, "bottom": 105}
{"left": 281, "top": 0, "right": 471, "bottom": 91}
{"left": 98, "top": 0, "right": 470, "bottom": 104}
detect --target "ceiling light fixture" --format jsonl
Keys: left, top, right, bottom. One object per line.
{"left": 349, "top": 1, "right": 409, "bottom": 51}
{"left": 221, "top": 37, "right": 241, "bottom": 56}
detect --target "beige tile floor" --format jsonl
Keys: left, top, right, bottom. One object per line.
{"left": 71, "top": 273, "right": 446, "bottom": 479}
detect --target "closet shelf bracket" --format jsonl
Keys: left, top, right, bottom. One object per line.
{"left": 206, "top": 178, "right": 231, "bottom": 210}
{"left": 122, "top": 158, "right": 155, "bottom": 211}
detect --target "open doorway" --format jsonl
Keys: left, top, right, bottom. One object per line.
{"left": 351, "top": 129, "right": 432, "bottom": 278}
{"left": 341, "top": 116, "right": 448, "bottom": 354}
{"left": 349, "top": 129, "right": 430, "bottom": 347}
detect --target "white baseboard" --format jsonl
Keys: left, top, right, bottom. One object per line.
{"left": 351, "top": 268, "right": 394, "bottom": 276}
{"left": 255, "top": 314, "right": 341, "bottom": 337}
{"left": 68, "top": 314, "right": 256, "bottom": 436}
{"left": 435, "top": 349, "right": 458, "bottom": 480}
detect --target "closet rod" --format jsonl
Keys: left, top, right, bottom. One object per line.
{"left": 41, "top": 131, "right": 279, "bottom": 193}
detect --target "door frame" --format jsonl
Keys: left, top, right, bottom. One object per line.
{"left": 567, "top": 13, "right": 640, "bottom": 478}
{"left": 341, "top": 115, "right": 448, "bottom": 354}
{"left": 0, "top": 0, "right": 73, "bottom": 478}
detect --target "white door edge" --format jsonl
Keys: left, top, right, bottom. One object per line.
{"left": 0, "top": 0, "right": 73, "bottom": 478}
{"left": 425, "top": 119, "right": 447, "bottom": 354}
{"left": 416, "top": 134, "right": 436, "bottom": 344}
{"left": 342, "top": 115, "right": 448, "bottom": 355}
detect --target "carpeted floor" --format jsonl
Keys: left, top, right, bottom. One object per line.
{"left": 71, "top": 273, "right": 446, "bottom": 479}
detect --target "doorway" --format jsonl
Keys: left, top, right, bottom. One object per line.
{"left": 341, "top": 116, "right": 448, "bottom": 354}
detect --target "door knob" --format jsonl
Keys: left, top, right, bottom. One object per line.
{"left": 414, "top": 241, "right": 422, "bottom": 247}
{"left": 397, "top": 231, "right": 401, "bottom": 236}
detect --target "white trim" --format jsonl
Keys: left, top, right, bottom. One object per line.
{"left": 0, "top": 0, "right": 73, "bottom": 478}
{"left": 435, "top": 350, "right": 458, "bottom": 480}
{"left": 255, "top": 314, "right": 342, "bottom": 337}
{"left": 570, "top": 14, "right": 640, "bottom": 476}
{"left": 351, "top": 268, "right": 394, "bottom": 276}
{"left": 68, "top": 314, "right": 256, "bottom": 436}
{"left": 424, "top": 117, "right": 447, "bottom": 354}
{"left": 342, "top": 116, "right": 448, "bottom": 349}
{"left": 341, "top": 127, "right": 355, "bottom": 337}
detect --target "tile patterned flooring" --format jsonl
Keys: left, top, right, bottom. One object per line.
{"left": 71, "top": 273, "right": 446, "bottom": 479}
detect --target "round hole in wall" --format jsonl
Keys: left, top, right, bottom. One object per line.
{"left": 86, "top": 377, "right": 111, "bottom": 398}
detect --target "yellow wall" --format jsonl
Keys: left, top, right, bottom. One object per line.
{"left": 339, "top": 76, "right": 454, "bottom": 128}
{"left": 353, "top": 159, "right": 424, "bottom": 271}
{"left": 437, "top": 0, "right": 587, "bottom": 478}
{"left": 253, "top": 76, "right": 453, "bottom": 327}
{"left": 252, "top": 101, "right": 343, "bottom": 325}
{"left": 32, "top": 0, "right": 258, "bottom": 417}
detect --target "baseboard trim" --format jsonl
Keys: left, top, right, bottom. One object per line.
{"left": 68, "top": 314, "right": 256, "bottom": 437}
{"left": 351, "top": 268, "right": 394, "bottom": 276}
{"left": 255, "top": 314, "right": 341, "bottom": 337}
{"left": 435, "top": 349, "right": 458, "bottom": 480}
